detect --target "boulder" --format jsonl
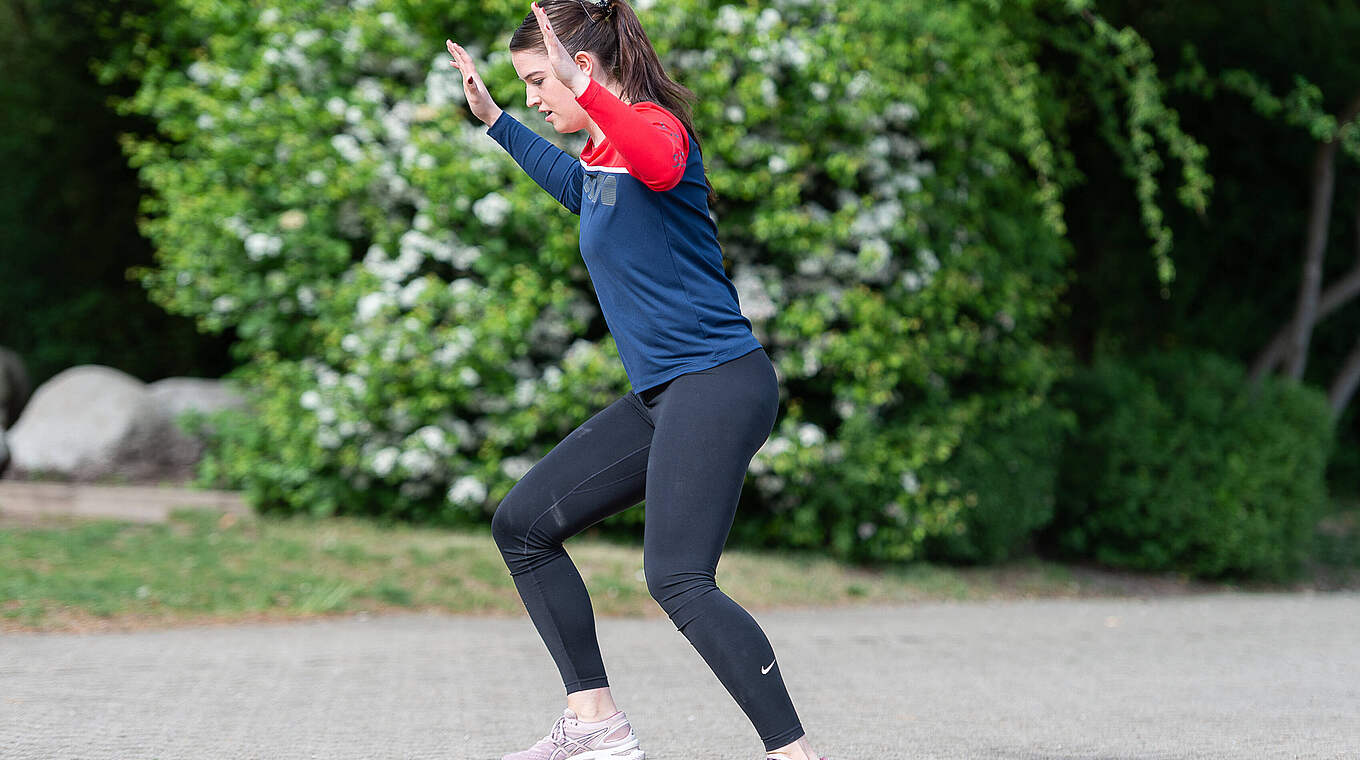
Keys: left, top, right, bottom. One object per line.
{"left": 146, "top": 377, "right": 250, "bottom": 470}
{"left": 5, "top": 365, "right": 249, "bottom": 483}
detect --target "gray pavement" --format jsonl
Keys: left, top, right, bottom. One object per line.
{"left": 2, "top": 592, "right": 1358, "bottom": 759}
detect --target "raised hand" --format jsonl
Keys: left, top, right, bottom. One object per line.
{"left": 530, "top": 1, "right": 591, "bottom": 97}
{"left": 445, "top": 39, "right": 504, "bottom": 127}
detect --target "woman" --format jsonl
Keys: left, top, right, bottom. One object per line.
{"left": 445, "top": 3, "right": 828, "bottom": 759}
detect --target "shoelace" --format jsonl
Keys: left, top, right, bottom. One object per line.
{"left": 550, "top": 715, "right": 567, "bottom": 746}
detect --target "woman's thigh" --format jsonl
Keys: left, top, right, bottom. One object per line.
{"left": 639, "top": 349, "right": 780, "bottom": 583}
{"left": 492, "top": 394, "right": 655, "bottom": 561}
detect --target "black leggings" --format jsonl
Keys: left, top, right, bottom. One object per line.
{"left": 490, "top": 346, "right": 805, "bottom": 751}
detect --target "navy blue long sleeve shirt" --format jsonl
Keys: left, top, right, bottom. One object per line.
{"left": 485, "top": 78, "right": 762, "bottom": 394}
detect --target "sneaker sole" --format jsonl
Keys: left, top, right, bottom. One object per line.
{"left": 569, "top": 745, "right": 643, "bottom": 760}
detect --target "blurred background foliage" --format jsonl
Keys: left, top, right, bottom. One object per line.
{"left": 1, "top": 0, "right": 1356, "bottom": 582}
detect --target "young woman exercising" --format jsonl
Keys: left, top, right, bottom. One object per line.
{"left": 445, "top": 2, "right": 827, "bottom": 759}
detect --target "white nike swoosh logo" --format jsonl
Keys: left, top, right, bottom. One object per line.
{"left": 761, "top": 658, "right": 775, "bottom": 674}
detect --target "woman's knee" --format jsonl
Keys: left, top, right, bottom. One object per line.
{"left": 644, "top": 562, "right": 717, "bottom": 610}
{"left": 490, "top": 492, "right": 530, "bottom": 553}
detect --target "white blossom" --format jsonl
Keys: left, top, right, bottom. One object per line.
{"left": 300, "top": 390, "right": 321, "bottom": 410}
{"left": 472, "top": 192, "right": 512, "bottom": 226}
{"left": 244, "top": 232, "right": 283, "bottom": 260}
{"left": 886, "top": 101, "right": 919, "bottom": 123}
{"left": 331, "top": 133, "right": 364, "bottom": 163}
{"left": 343, "top": 373, "right": 366, "bottom": 396}
{"left": 398, "top": 278, "right": 428, "bottom": 308}
{"left": 514, "top": 378, "right": 537, "bottom": 407}
{"left": 856, "top": 238, "right": 892, "bottom": 280}
{"left": 357, "top": 292, "right": 388, "bottom": 322}
{"left": 759, "top": 79, "right": 778, "bottom": 107}
{"left": 901, "top": 471, "right": 920, "bottom": 495}
{"left": 416, "top": 425, "right": 449, "bottom": 454}
{"left": 847, "top": 70, "right": 873, "bottom": 98}
{"left": 371, "top": 447, "right": 399, "bottom": 477}
{"left": 715, "top": 6, "right": 746, "bottom": 34}
{"left": 398, "top": 449, "right": 436, "bottom": 477}
{"left": 797, "top": 423, "right": 825, "bottom": 447}
{"left": 501, "top": 456, "right": 534, "bottom": 480}
{"left": 187, "top": 61, "right": 214, "bottom": 85}
{"left": 315, "top": 366, "right": 339, "bottom": 388}
{"left": 755, "top": 7, "right": 780, "bottom": 33}
{"left": 447, "top": 475, "right": 487, "bottom": 505}
{"left": 732, "top": 267, "right": 777, "bottom": 321}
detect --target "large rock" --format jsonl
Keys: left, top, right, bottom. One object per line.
{"left": 5, "top": 366, "right": 249, "bottom": 483}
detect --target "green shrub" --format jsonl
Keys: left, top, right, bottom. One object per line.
{"left": 1042, "top": 350, "right": 1335, "bottom": 582}
{"left": 920, "top": 394, "right": 1074, "bottom": 565}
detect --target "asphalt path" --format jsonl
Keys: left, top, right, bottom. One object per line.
{"left": 2, "top": 591, "right": 1357, "bottom": 759}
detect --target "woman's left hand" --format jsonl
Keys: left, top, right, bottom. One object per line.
{"left": 531, "top": 1, "right": 591, "bottom": 97}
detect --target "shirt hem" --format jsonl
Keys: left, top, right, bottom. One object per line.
{"left": 629, "top": 338, "right": 764, "bottom": 396}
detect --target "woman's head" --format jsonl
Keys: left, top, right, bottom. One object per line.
{"left": 508, "top": 0, "right": 717, "bottom": 205}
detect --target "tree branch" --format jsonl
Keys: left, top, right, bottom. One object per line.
{"left": 1252, "top": 89, "right": 1360, "bottom": 384}
{"left": 1329, "top": 335, "right": 1360, "bottom": 415}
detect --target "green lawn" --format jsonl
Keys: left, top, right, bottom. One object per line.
{"left": 2, "top": 507, "right": 1356, "bottom": 633}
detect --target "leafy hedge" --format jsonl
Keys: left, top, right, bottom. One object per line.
{"left": 1041, "top": 351, "right": 1335, "bottom": 582}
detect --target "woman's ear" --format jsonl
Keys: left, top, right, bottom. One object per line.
{"left": 573, "top": 50, "right": 597, "bottom": 80}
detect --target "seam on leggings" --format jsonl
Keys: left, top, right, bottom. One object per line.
{"left": 571, "top": 461, "right": 649, "bottom": 495}
{"left": 527, "top": 553, "right": 576, "bottom": 687}
{"left": 520, "top": 442, "right": 652, "bottom": 559}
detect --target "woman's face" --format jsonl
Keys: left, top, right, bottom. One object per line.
{"left": 510, "top": 49, "right": 593, "bottom": 134}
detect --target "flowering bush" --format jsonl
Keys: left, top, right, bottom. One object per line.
{"left": 102, "top": 0, "right": 1207, "bottom": 560}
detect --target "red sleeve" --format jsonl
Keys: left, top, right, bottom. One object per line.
{"left": 575, "top": 77, "right": 690, "bottom": 191}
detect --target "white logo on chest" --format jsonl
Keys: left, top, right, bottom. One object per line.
{"left": 583, "top": 173, "right": 618, "bottom": 206}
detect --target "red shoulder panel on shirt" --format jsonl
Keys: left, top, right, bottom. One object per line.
{"left": 577, "top": 84, "right": 691, "bottom": 191}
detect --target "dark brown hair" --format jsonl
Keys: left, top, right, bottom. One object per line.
{"left": 509, "top": 0, "right": 717, "bottom": 207}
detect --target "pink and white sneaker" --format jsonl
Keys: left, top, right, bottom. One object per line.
{"left": 501, "top": 707, "right": 644, "bottom": 760}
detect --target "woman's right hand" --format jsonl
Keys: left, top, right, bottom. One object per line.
{"left": 446, "top": 39, "right": 504, "bottom": 127}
